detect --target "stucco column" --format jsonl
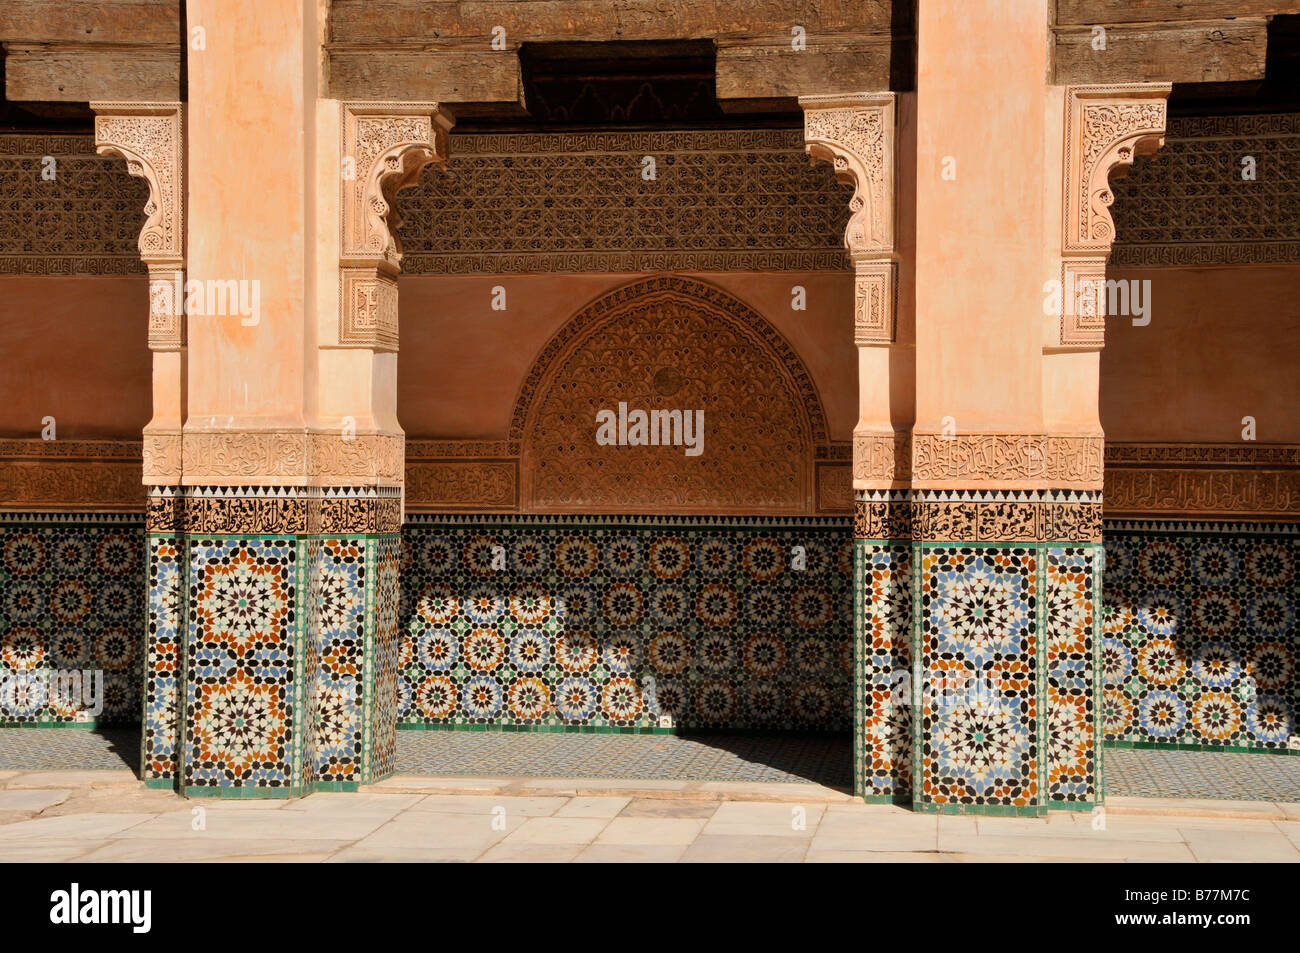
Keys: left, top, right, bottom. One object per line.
{"left": 903, "top": 0, "right": 1110, "bottom": 814}
{"left": 801, "top": 93, "right": 914, "bottom": 802}
{"left": 126, "top": 1, "right": 448, "bottom": 796}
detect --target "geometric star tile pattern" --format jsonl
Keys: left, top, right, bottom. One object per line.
{"left": 1102, "top": 522, "right": 1298, "bottom": 753}
{"left": 399, "top": 516, "right": 854, "bottom": 733}
{"left": 0, "top": 516, "right": 144, "bottom": 727}
{"left": 918, "top": 545, "right": 1041, "bottom": 811}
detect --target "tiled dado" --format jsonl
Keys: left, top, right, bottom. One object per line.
{"left": 144, "top": 486, "right": 401, "bottom": 796}
{"left": 0, "top": 513, "right": 144, "bottom": 726}
{"left": 399, "top": 514, "right": 854, "bottom": 733}
{"left": 1101, "top": 520, "right": 1299, "bottom": 755}
{"left": 854, "top": 491, "right": 1102, "bottom": 815}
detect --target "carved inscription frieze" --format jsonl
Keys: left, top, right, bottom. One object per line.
{"left": 910, "top": 434, "right": 1105, "bottom": 489}
{"left": 854, "top": 492, "right": 1104, "bottom": 542}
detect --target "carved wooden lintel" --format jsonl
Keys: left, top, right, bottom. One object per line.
{"left": 339, "top": 102, "right": 453, "bottom": 352}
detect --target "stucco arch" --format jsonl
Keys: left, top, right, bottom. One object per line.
{"left": 510, "top": 274, "right": 831, "bottom": 514}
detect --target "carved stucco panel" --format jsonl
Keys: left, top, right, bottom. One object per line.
{"left": 92, "top": 102, "right": 185, "bottom": 353}
{"left": 800, "top": 93, "right": 895, "bottom": 260}
{"left": 338, "top": 103, "right": 452, "bottom": 352}
{"left": 515, "top": 275, "right": 828, "bottom": 514}
{"left": 911, "top": 433, "right": 1105, "bottom": 489}
{"left": 1055, "top": 84, "right": 1169, "bottom": 351}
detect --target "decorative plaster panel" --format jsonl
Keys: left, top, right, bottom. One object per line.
{"left": 910, "top": 434, "right": 1105, "bottom": 489}
{"left": 512, "top": 275, "right": 829, "bottom": 514}
{"left": 1064, "top": 86, "right": 1169, "bottom": 255}
{"left": 398, "top": 129, "right": 852, "bottom": 274}
{"left": 800, "top": 93, "right": 895, "bottom": 260}
{"left": 92, "top": 103, "right": 186, "bottom": 352}
{"left": 339, "top": 102, "right": 452, "bottom": 352}
{"left": 1110, "top": 113, "right": 1300, "bottom": 267}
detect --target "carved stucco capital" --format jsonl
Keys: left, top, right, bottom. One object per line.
{"left": 1064, "top": 84, "right": 1170, "bottom": 254}
{"left": 800, "top": 93, "right": 896, "bottom": 345}
{"left": 92, "top": 103, "right": 185, "bottom": 264}
{"left": 1055, "top": 84, "right": 1170, "bottom": 350}
{"left": 800, "top": 93, "right": 895, "bottom": 260}
{"left": 92, "top": 103, "right": 186, "bottom": 351}
{"left": 339, "top": 103, "right": 453, "bottom": 352}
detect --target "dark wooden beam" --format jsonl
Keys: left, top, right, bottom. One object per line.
{"left": 328, "top": 48, "right": 525, "bottom": 110}
{"left": 1054, "top": 20, "right": 1270, "bottom": 84}
{"left": 1056, "top": 0, "right": 1298, "bottom": 26}
{"left": 4, "top": 46, "right": 179, "bottom": 101}
{"left": 716, "top": 35, "right": 894, "bottom": 104}
{"left": 0, "top": 0, "right": 179, "bottom": 45}
{"left": 327, "top": 0, "right": 897, "bottom": 44}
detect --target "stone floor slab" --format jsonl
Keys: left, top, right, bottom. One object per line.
{"left": 478, "top": 841, "right": 587, "bottom": 862}
{"left": 681, "top": 834, "right": 810, "bottom": 862}
{"left": 937, "top": 832, "right": 1198, "bottom": 862}
{"left": 500, "top": 816, "right": 610, "bottom": 845}
{"left": 595, "top": 817, "right": 708, "bottom": 846}
{"left": 572, "top": 843, "right": 687, "bottom": 862}
{"left": 0, "top": 811, "right": 155, "bottom": 841}
{"left": 553, "top": 797, "right": 631, "bottom": 818}
{"left": 810, "top": 812, "right": 939, "bottom": 853}
{"left": 0, "top": 788, "right": 71, "bottom": 812}
{"left": 701, "top": 800, "right": 825, "bottom": 837}
{"left": 407, "top": 794, "right": 566, "bottom": 816}
{"left": 618, "top": 798, "right": 720, "bottom": 819}
{"left": 1180, "top": 827, "right": 1300, "bottom": 862}
{"left": 78, "top": 837, "right": 355, "bottom": 863}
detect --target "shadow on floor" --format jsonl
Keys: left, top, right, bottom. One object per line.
{"left": 673, "top": 732, "right": 854, "bottom": 789}
{"left": 0, "top": 725, "right": 141, "bottom": 776}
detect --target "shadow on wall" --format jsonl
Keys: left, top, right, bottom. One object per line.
{"left": 1101, "top": 525, "right": 1298, "bottom": 752}
{"left": 397, "top": 517, "right": 854, "bottom": 733}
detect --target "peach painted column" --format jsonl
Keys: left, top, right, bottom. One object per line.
{"left": 148, "top": 1, "right": 448, "bottom": 797}
{"left": 800, "top": 93, "right": 915, "bottom": 803}
{"left": 906, "top": 0, "right": 1102, "bottom": 814}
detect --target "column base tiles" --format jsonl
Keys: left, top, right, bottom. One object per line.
{"left": 854, "top": 490, "right": 1103, "bottom": 814}
{"left": 143, "top": 486, "right": 401, "bottom": 796}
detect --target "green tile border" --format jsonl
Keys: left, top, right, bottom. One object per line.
{"left": 852, "top": 539, "right": 865, "bottom": 799}
{"left": 914, "top": 801, "right": 1049, "bottom": 817}
{"left": 1103, "top": 739, "right": 1300, "bottom": 756}
{"left": 361, "top": 536, "right": 377, "bottom": 784}
{"left": 1047, "top": 800, "right": 1100, "bottom": 813}
{"left": 181, "top": 785, "right": 298, "bottom": 799}
{"left": 397, "top": 721, "right": 676, "bottom": 735}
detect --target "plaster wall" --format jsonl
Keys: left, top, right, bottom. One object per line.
{"left": 396, "top": 271, "right": 857, "bottom": 441}
{"left": 0, "top": 277, "right": 149, "bottom": 438}
{"left": 1101, "top": 264, "right": 1300, "bottom": 443}
{"left": 184, "top": 0, "right": 311, "bottom": 428}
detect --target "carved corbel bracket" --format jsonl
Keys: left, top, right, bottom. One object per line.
{"left": 92, "top": 102, "right": 185, "bottom": 351}
{"left": 339, "top": 102, "right": 454, "bottom": 352}
{"left": 1056, "top": 84, "right": 1170, "bottom": 350}
{"left": 800, "top": 92, "right": 896, "bottom": 344}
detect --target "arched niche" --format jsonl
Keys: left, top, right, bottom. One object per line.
{"left": 511, "top": 275, "right": 832, "bottom": 514}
